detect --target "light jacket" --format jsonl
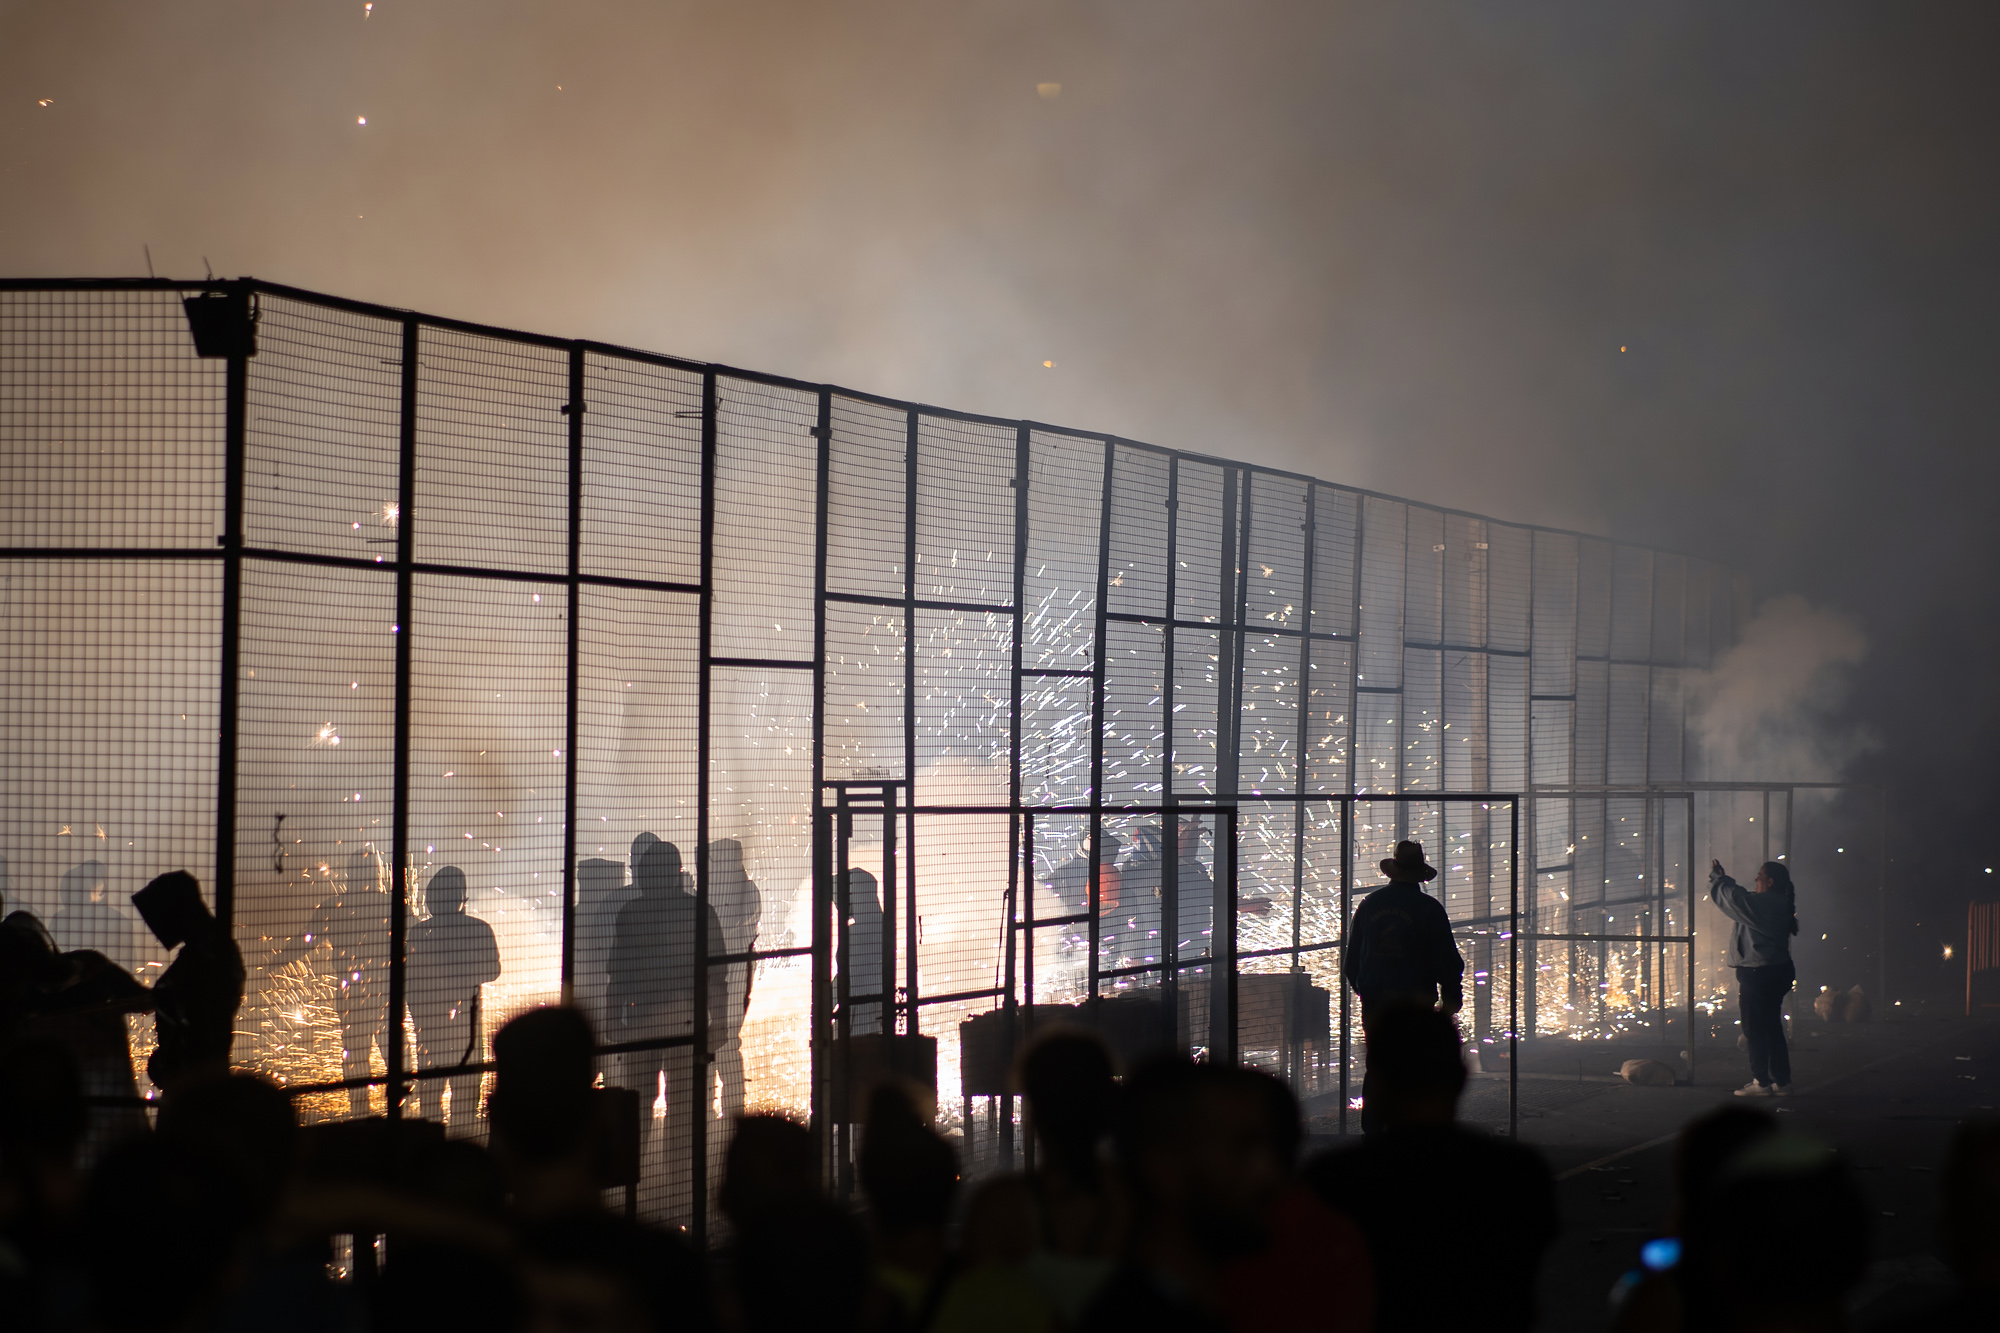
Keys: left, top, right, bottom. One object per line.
{"left": 1708, "top": 869, "right": 1793, "bottom": 969}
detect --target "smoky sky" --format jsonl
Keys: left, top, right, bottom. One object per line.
{"left": 5, "top": 3, "right": 1997, "bottom": 922}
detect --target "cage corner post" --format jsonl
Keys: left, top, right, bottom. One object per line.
{"left": 692, "top": 366, "right": 717, "bottom": 1246}
{"left": 212, "top": 281, "right": 251, "bottom": 936}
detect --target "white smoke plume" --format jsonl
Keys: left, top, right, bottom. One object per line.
{"left": 1689, "top": 594, "right": 1871, "bottom": 784}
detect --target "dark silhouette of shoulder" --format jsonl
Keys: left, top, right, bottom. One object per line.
{"left": 1304, "top": 1127, "right": 1556, "bottom": 1332}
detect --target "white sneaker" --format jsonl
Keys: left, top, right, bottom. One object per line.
{"left": 1734, "top": 1080, "right": 1776, "bottom": 1097}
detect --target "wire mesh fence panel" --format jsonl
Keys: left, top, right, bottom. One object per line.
{"left": 909, "top": 813, "right": 1011, "bottom": 1102}
{"left": 914, "top": 609, "right": 1012, "bottom": 804}
{"left": 413, "top": 327, "right": 568, "bottom": 576}
{"left": 1173, "top": 463, "right": 1229, "bottom": 626}
{"left": 714, "top": 378, "right": 818, "bottom": 661}
{"left": 407, "top": 574, "right": 568, "bottom": 1133}
{"left": 244, "top": 296, "right": 402, "bottom": 561}
{"left": 2, "top": 279, "right": 1757, "bottom": 1187}
{"left": 233, "top": 560, "right": 397, "bottom": 1120}
{"left": 1171, "top": 627, "right": 1221, "bottom": 798}
{"left": 1103, "top": 445, "right": 1167, "bottom": 621}
{"left": 574, "top": 586, "right": 699, "bottom": 1070}
{"left": 1024, "top": 431, "right": 1104, "bottom": 668}
{"left": 1237, "top": 632, "right": 1300, "bottom": 794}
{"left": 1101, "top": 620, "right": 1165, "bottom": 806}
{"left": 580, "top": 354, "right": 702, "bottom": 586}
{"left": 710, "top": 667, "right": 814, "bottom": 1119}
{"left": 0, "top": 289, "right": 224, "bottom": 549}
{"left": 915, "top": 415, "right": 1014, "bottom": 608}
{"left": 826, "top": 396, "right": 907, "bottom": 601}
{"left": 1401, "top": 648, "right": 1442, "bottom": 791}
{"left": 823, "top": 602, "right": 905, "bottom": 783}
{"left": 1020, "top": 675, "right": 1092, "bottom": 806}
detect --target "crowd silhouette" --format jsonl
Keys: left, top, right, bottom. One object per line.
{"left": 0, "top": 854, "right": 1994, "bottom": 1332}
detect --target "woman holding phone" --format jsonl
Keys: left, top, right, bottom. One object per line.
{"left": 1709, "top": 858, "right": 1800, "bottom": 1097}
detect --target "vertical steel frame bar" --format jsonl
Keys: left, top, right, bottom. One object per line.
{"left": 214, "top": 282, "right": 248, "bottom": 930}
{"left": 1509, "top": 797, "right": 1520, "bottom": 1138}
{"left": 384, "top": 315, "right": 419, "bottom": 1119}
{"left": 692, "top": 368, "right": 717, "bottom": 1245}
{"left": 560, "top": 347, "right": 583, "bottom": 1004}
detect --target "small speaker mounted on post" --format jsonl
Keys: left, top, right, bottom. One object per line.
{"left": 182, "top": 286, "right": 257, "bottom": 358}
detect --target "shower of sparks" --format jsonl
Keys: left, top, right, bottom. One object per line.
{"left": 363, "top": 1, "right": 373, "bottom": 14}
{"left": 357, "top": 116, "right": 367, "bottom": 126}
{"left": 312, "top": 722, "right": 341, "bottom": 747}
{"left": 37, "top": 99, "right": 53, "bottom": 107}
{"left": 377, "top": 501, "right": 399, "bottom": 526}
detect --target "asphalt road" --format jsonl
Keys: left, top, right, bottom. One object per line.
{"left": 1521, "top": 1006, "right": 1998, "bottom": 1331}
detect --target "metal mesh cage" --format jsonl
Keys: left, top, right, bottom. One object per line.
{"left": 2, "top": 278, "right": 1755, "bottom": 1228}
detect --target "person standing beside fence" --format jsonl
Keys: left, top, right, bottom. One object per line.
{"left": 310, "top": 847, "right": 390, "bottom": 1116}
{"left": 1710, "top": 859, "right": 1799, "bottom": 1097}
{"left": 408, "top": 865, "right": 501, "bottom": 1127}
{"left": 1341, "top": 840, "right": 1464, "bottom": 1135}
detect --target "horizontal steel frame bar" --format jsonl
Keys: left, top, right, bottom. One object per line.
{"left": 0, "top": 275, "right": 1732, "bottom": 563}
{"left": 1521, "top": 932, "right": 1694, "bottom": 944}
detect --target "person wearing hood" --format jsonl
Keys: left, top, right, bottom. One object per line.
{"left": 132, "top": 870, "right": 245, "bottom": 1095}
{"left": 1709, "top": 859, "right": 1799, "bottom": 1098}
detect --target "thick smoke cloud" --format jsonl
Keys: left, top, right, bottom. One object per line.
{"left": 4, "top": 1, "right": 1996, "bottom": 983}
{"left": 1690, "top": 595, "right": 1870, "bottom": 787}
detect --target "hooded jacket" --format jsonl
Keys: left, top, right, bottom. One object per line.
{"left": 1709, "top": 869, "right": 1793, "bottom": 969}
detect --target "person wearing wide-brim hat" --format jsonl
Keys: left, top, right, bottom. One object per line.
{"left": 1342, "top": 840, "right": 1466, "bottom": 1134}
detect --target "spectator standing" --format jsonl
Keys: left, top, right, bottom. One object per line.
{"left": 407, "top": 865, "right": 500, "bottom": 1127}
{"left": 1305, "top": 1004, "right": 1556, "bottom": 1333}
{"left": 1709, "top": 858, "right": 1799, "bottom": 1097}
{"left": 132, "top": 870, "right": 245, "bottom": 1096}
{"left": 309, "top": 847, "right": 390, "bottom": 1116}
{"left": 1341, "top": 840, "right": 1464, "bottom": 1134}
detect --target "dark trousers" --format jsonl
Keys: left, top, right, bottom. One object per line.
{"left": 1360, "top": 990, "right": 1437, "bottom": 1134}
{"left": 1737, "top": 961, "right": 1795, "bottom": 1087}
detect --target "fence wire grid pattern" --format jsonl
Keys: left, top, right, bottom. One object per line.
{"left": 2, "top": 280, "right": 1748, "bottom": 1231}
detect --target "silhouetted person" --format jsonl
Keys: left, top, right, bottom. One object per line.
{"left": 310, "top": 847, "right": 390, "bottom": 1115}
{"left": 408, "top": 865, "right": 500, "bottom": 1127}
{"left": 1116, "top": 826, "right": 1166, "bottom": 971}
{"left": 1175, "top": 817, "right": 1215, "bottom": 961}
{"left": 1609, "top": 1105, "right": 1779, "bottom": 1333}
{"left": 709, "top": 838, "right": 763, "bottom": 1120}
{"left": 1084, "top": 1058, "right": 1350, "bottom": 1333}
{"left": 1341, "top": 840, "right": 1463, "bottom": 1133}
{"left": 3, "top": 906, "right": 152, "bottom": 1144}
{"left": 53, "top": 858, "right": 145, "bottom": 970}
{"left": 1219, "top": 1070, "right": 1374, "bottom": 1333}
{"left": 574, "top": 853, "right": 631, "bottom": 1079}
{"left": 861, "top": 1082, "right": 966, "bottom": 1325}
{"left": 979, "top": 1029, "right": 1123, "bottom": 1326}
{"left": 81, "top": 1135, "right": 250, "bottom": 1329}
{"left": 607, "top": 839, "right": 721, "bottom": 1205}
{"left": 718, "top": 1114, "right": 818, "bottom": 1233}
{"left": 490, "top": 1004, "right": 712, "bottom": 1333}
{"left": 134, "top": 870, "right": 245, "bottom": 1095}
{"left": 1888, "top": 1120, "right": 2000, "bottom": 1331}
{"left": 0, "top": 1038, "right": 86, "bottom": 1321}
{"left": 1304, "top": 1004, "right": 1556, "bottom": 1333}
{"left": 1692, "top": 1133, "right": 1867, "bottom": 1333}
{"left": 1710, "top": 858, "right": 1799, "bottom": 1097}
{"left": 842, "top": 866, "right": 887, "bottom": 1037}
{"left": 717, "top": 1111, "right": 870, "bottom": 1333}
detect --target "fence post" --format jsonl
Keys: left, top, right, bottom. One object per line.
{"left": 386, "top": 314, "right": 418, "bottom": 1120}
{"left": 213, "top": 280, "right": 250, "bottom": 930}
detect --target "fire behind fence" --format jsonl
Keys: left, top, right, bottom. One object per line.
{"left": 4, "top": 278, "right": 1764, "bottom": 1233}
